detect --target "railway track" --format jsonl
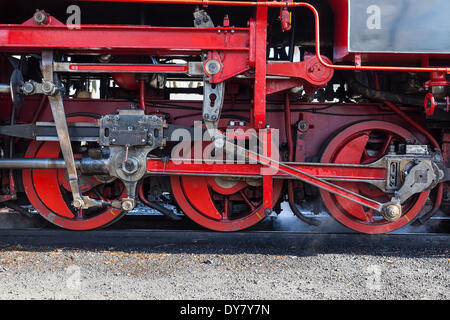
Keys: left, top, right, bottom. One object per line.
{"left": 0, "top": 227, "right": 448, "bottom": 250}
{"left": 0, "top": 209, "right": 448, "bottom": 249}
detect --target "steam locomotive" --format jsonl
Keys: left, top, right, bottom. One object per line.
{"left": 0, "top": 0, "right": 448, "bottom": 233}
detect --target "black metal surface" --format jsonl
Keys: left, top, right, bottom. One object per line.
{"left": 0, "top": 228, "right": 447, "bottom": 250}
{"left": 349, "top": 0, "right": 450, "bottom": 53}
{"left": 99, "top": 112, "right": 165, "bottom": 147}
{"left": 0, "top": 123, "right": 100, "bottom": 141}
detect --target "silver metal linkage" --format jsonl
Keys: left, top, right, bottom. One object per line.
{"left": 40, "top": 50, "right": 86, "bottom": 209}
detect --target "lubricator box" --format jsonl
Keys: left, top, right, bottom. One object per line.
{"left": 329, "top": 0, "right": 450, "bottom": 60}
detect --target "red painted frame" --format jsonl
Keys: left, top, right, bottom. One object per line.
{"left": 0, "top": 0, "right": 447, "bottom": 217}
{"left": 146, "top": 159, "right": 387, "bottom": 181}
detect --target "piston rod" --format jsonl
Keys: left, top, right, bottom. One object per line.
{"left": 0, "top": 158, "right": 109, "bottom": 174}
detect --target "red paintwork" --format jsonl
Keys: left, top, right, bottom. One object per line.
{"left": 0, "top": 24, "right": 251, "bottom": 54}
{"left": 170, "top": 175, "right": 283, "bottom": 232}
{"left": 320, "top": 121, "right": 430, "bottom": 234}
{"left": 74, "top": 0, "right": 450, "bottom": 73}
{"left": 22, "top": 118, "right": 127, "bottom": 231}
{"left": 266, "top": 56, "right": 334, "bottom": 87}
{"left": 69, "top": 64, "right": 189, "bottom": 73}
{"left": 253, "top": 7, "right": 268, "bottom": 129}
{"left": 0, "top": 1, "right": 448, "bottom": 232}
{"left": 147, "top": 159, "right": 387, "bottom": 181}
{"left": 112, "top": 73, "right": 140, "bottom": 91}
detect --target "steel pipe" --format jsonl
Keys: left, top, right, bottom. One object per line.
{"left": 0, "top": 159, "right": 70, "bottom": 169}
{"left": 0, "top": 158, "right": 109, "bottom": 174}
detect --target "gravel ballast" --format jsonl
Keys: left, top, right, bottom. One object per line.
{"left": 0, "top": 234, "right": 448, "bottom": 300}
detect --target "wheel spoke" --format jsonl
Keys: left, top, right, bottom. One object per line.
{"left": 379, "top": 133, "right": 394, "bottom": 157}
{"left": 92, "top": 186, "right": 106, "bottom": 201}
{"left": 171, "top": 174, "right": 283, "bottom": 232}
{"left": 239, "top": 190, "right": 257, "bottom": 211}
{"left": 222, "top": 197, "right": 230, "bottom": 220}
{"left": 363, "top": 209, "right": 374, "bottom": 223}
{"left": 76, "top": 209, "right": 84, "bottom": 220}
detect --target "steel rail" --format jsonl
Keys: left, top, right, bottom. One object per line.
{"left": 79, "top": 0, "right": 450, "bottom": 74}
{"left": 0, "top": 228, "right": 448, "bottom": 250}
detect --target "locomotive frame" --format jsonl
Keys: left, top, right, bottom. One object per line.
{"left": 0, "top": 0, "right": 448, "bottom": 234}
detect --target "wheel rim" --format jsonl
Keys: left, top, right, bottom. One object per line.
{"left": 171, "top": 175, "right": 283, "bottom": 232}
{"left": 320, "top": 121, "right": 429, "bottom": 234}
{"left": 22, "top": 117, "right": 127, "bottom": 231}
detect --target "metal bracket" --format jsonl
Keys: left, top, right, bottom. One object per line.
{"left": 395, "top": 160, "right": 438, "bottom": 204}
{"left": 193, "top": 8, "right": 214, "bottom": 28}
{"left": 99, "top": 109, "right": 166, "bottom": 148}
{"left": 21, "top": 79, "right": 63, "bottom": 96}
{"left": 108, "top": 145, "right": 155, "bottom": 211}
{"left": 203, "top": 80, "right": 225, "bottom": 144}
{"left": 40, "top": 50, "right": 86, "bottom": 209}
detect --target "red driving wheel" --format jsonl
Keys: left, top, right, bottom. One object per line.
{"left": 320, "top": 121, "right": 429, "bottom": 234}
{"left": 171, "top": 175, "right": 283, "bottom": 232}
{"left": 22, "top": 117, "right": 127, "bottom": 230}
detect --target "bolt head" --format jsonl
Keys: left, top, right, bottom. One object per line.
{"left": 297, "top": 120, "right": 309, "bottom": 132}
{"left": 121, "top": 200, "right": 135, "bottom": 211}
{"left": 214, "top": 137, "right": 225, "bottom": 149}
{"left": 42, "top": 81, "right": 56, "bottom": 96}
{"left": 72, "top": 199, "right": 84, "bottom": 209}
{"left": 33, "top": 10, "right": 48, "bottom": 25}
{"left": 122, "top": 158, "right": 139, "bottom": 175}
{"left": 383, "top": 205, "right": 402, "bottom": 222}
{"left": 205, "top": 60, "right": 221, "bottom": 75}
{"left": 22, "top": 82, "right": 35, "bottom": 95}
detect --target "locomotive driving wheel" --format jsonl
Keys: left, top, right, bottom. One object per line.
{"left": 171, "top": 175, "right": 283, "bottom": 232}
{"left": 320, "top": 121, "right": 430, "bottom": 234}
{"left": 22, "top": 116, "right": 127, "bottom": 231}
